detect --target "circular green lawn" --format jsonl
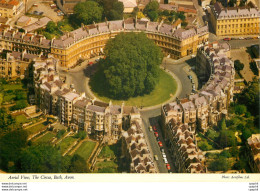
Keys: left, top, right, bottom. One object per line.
{"left": 89, "top": 69, "right": 177, "bottom": 107}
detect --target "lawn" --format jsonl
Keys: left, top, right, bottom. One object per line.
{"left": 95, "top": 161, "right": 118, "bottom": 169}
{"left": 0, "top": 93, "right": 3, "bottom": 105}
{"left": 98, "top": 145, "right": 118, "bottom": 159}
{"left": 3, "top": 93, "right": 16, "bottom": 103}
{"left": 57, "top": 136, "right": 78, "bottom": 154}
{"left": 3, "top": 84, "right": 23, "bottom": 91}
{"left": 34, "top": 132, "right": 56, "bottom": 144}
{"left": 15, "top": 114, "right": 30, "bottom": 125}
{"left": 90, "top": 69, "right": 177, "bottom": 107}
{"left": 74, "top": 141, "right": 96, "bottom": 160}
{"left": 26, "top": 123, "right": 46, "bottom": 135}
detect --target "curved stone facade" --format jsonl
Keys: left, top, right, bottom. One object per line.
{"left": 0, "top": 19, "right": 209, "bottom": 68}
{"left": 50, "top": 19, "right": 209, "bottom": 68}
{"left": 161, "top": 41, "right": 235, "bottom": 173}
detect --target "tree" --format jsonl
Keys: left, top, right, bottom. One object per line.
{"left": 46, "top": 21, "right": 58, "bottom": 34}
{"left": 74, "top": 131, "right": 87, "bottom": 140}
{"left": 234, "top": 60, "right": 244, "bottom": 72}
{"left": 0, "top": 129, "right": 28, "bottom": 171}
{"left": 234, "top": 104, "right": 247, "bottom": 115}
{"left": 249, "top": 61, "right": 259, "bottom": 76}
{"left": 147, "top": 11, "right": 159, "bottom": 21}
{"left": 73, "top": 1, "right": 103, "bottom": 25}
{"left": 97, "top": 32, "right": 163, "bottom": 99}
{"left": 208, "top": 156, "right": 231, "bottom": 171}
{"left": 198, "top": 140, "right": 213, "bottom": 151}
{"left": 68, "top": 154, "right": 89, "bottom": 173}
{"left": 18, "top": 145, "right": 69, "bottom": 173}
{"left": 238, "top": 77, "right": 259, "bottom": 116}
{"left": 144, "top": 0, "right": 159, "bottom": 14}
{"left": 144, "top": 0, "right": 159, "bottom": 21}
{"left": 220, "top": 150, "right": 231, "bottom": 158}
{"left": 218, "top": 129, "right": 236, "bottom": 148}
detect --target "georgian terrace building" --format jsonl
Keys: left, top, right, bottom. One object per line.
{"left": 0, "top": 19, "right": 209, "bottom": 68}
{"left": 34, "top": 58, "right": 141, "bottom": 142}
{"left": 161, "top": 42, "right": 235, "bottom": 172}
{"left": 210, "top": 2, "right": 260, "bottom": 36}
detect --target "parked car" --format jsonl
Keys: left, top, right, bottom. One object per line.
{"left": 158, "top": 141, "right": 163, "bottom": 147}
{"left": 163, "top": 158, "right": 168, "bottom": 164}
{"left": 223, "top": 37, "right": 231, "bottom": 41}
{"left": 160, "top": 148, "right": 165, "bottom": 153}
{"left": 149, "top": 126, "right": 152, "bottom": 131}
{"left": 154, "top": 155, "right": 159, "bottom": 161}
{"left": 188, "top": 75, "right": 192, "bottom": 79}
{"left": 156, "top": 137, "right": 160, "bottom": 142}
{"left": 33, "top": 3, "right": 38, "bottom": 7}
{"left": 153, "top": 126, "right": 157, "bottom": 131}
{"left": 162, "top": 153, "right": 167, "bottom": 158}
{"left": 154, "top": 132, "right": 159, "bottom": 137}
{"left": 166, "top": 164, "right": 171, "bottom": 170}
{"left": 239, "top": 37, "right": 244, "bottom": 40}
{"left": 192, "top": 85, "right": 196, "bottom": 89}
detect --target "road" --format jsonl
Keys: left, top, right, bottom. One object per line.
{"left": 59, "top": 55, "right": 196, "bottom": 173}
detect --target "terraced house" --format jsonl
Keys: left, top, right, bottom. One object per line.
{"left": 210, "top": 2, "right": 260, "bottom": 36}
{"left": 34, "top": 58, "right": 140, "bottom": 142}
{"left": 161, "top": 42, "right": 235, "bottom": 172}
{"left": 0, "top": 18, "right": 209, "bottom": 68}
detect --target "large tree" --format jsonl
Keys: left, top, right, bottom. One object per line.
{"left": 73, "top": 1, "right": 103, "bottom": 25}
{"left": 18, "top": 145, "right": 70, "bottom": 173}
{"left": 0, "top": 129, "right": 28, "bottom": 171}
{"left": 99, "top": 32, "right": 163, "bottom": 99}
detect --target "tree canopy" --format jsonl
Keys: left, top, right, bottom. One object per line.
{"left": 144, "top": 1, "right": 159, "bottom": 21}
{"left": 73, "top": 1, "right": 103, "bottom": 25}
{"left": 18, "top": 144, "right": 69, "bottom": 173}
{"left": 0, "top": 129, "right": 28, "bottom": 171}
{"left": 99, "top": 32, "right": 163, "bottom": 99}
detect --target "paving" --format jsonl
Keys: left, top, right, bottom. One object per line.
{"left": 231, "top": 48, "right": 255, "bottom": 82}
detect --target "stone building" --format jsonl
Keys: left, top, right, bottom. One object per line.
{"left": 161, "top": 42, "right": 235, "bottom": 172}
{"left": 0, "top": 50, "right": 39, "bottom": 78}
{"left": 247, "top": 134, "right": 260, "bottom": 173}
{"left": 34, "top": 58, "right": 140, "bottom": 142}
{"left": 122, "top": 121, "right": 156, "bottom": 173}
{"left": 210, "top": 2, "right": 260, "bottom": 36}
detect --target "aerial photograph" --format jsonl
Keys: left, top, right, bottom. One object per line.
{"left": 0, "top": 0, "right": 259, "bottom": 174}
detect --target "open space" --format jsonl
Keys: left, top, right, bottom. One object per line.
{"left": 57, "top": 136, "right": 78, "bottom": 154}
{"left": 231, "top": 48, "right": 255, "bottom": 82}
{"left": 74, "top": 141, "right": 96, "bottom": 160}
{"left": 26, "top": 123, "right": 46, "bottom": 135}
{"left": 34, "top": 132, "right": 56, "bottom": 144}
{"left": 89, "top": 69, "right": 177, "bottom": 107}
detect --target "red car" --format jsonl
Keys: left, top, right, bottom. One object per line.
{"left": 166, "top": 164, "right": 171, "bottom": 170}
{"left": 153, "top": 126, "right": 157, "bottom": 131}
{"left": 158, "top": 141, "right": 163, "bottom": 147}
{"left": 154, "top": 132, "right": 159, "bottom": 137}
{"left": 223, "top": 37, "right": 231, "bottom": 41}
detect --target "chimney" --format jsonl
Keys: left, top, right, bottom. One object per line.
{"left": 81, "top": 23, "right": 85, "bottom": 29}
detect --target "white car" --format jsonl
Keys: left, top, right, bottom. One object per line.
{"left": 163, "top": 158, "right": 168, "bottom": 164}
{"left": 239, "top": 37, "right": 244, "bottom": 40}
{"left": 162, "top": 154, "right": 167, "bottom": 158}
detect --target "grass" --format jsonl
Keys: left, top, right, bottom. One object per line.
{"left": 3, "top": 94, "right": 16, "bottom": 102}
{"left": 74, "top": 141, "right": 96, "bottom": 160}
{"left": 98, "top": 145, "right": 118, "bottom": 159}
{"left": 0, "top": 93, "right": 3, "bottom": 105}
{"left": 15, "top": 114, "right": 30, "bottom": 125}
{"left": 90, "top": 69, "right": 177, "bottom": 107}
{"left": 34, "top": 132, "right": 56, "bottom": 144}
{"left": 95, "top": 161, "right": 118, "bottom": 169}
{"left": 57, "top": 136, "right": 78, "bottom": 154}
{"left": 26, "top": 123, "right": 46, "bottom": 135}
{"left": 3, "top": 84, "right": 23, "bottom": 91}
